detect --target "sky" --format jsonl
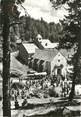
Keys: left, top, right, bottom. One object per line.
{"left": 18, "top": 0, "right": 68, "bottom": 23}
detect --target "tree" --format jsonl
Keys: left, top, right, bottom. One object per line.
{"left": 1, "top": 0, "right": 25, "bottom": 116}
{"left": 66, "top": 0, "right": 81, "bottom": 101}
{"left": 50, "top": 0, "right": 81, "bottom": 101}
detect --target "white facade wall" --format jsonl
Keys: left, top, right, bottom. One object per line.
{"left": 51, "top": 52, "right": 67, "bottom": 77}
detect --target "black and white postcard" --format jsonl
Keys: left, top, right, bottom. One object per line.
{"left": 0, "top": 0, "right": 81, "bottom": 117}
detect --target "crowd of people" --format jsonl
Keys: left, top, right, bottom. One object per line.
{"left": 10, "top": 75, "right": 72, "bottom": 101}
{"left": 10, "top": 75, "right": 73, "bottom": 109}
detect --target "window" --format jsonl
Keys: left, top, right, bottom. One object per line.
{"left": 45, "top": 43, "right": 47, "bottom": 46}
{"left": 58, "top": 59, "right": 60, "bottom": 62}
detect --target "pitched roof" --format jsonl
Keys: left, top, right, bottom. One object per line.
{"left": 23, "top": 43, "right": 38, "bottom": 54}
{"left": 36, "top": 34, "right": 42, "bottom": 39}
{"left": 33, "top": 48, "right": 75, "bottom": 62}
{"left": 60, "top": 48, "right": 75, "bottom": 59}
{"left": 33, "top": 49, "right": 58, "bottom": 62}
{"left": 38, "top": 39, "right": 59, "bottom": 49}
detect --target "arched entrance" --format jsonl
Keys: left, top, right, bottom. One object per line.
{"left": 53, "top": 64, "right": 65, "bottom": 81}
{"left": 57, "top": 68, "right": 61, "bottom": 75}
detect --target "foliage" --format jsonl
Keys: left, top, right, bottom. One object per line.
{"left": 0, "top": 9, "right": 63, "bottom": 51}
{"left": 0, "top": 0, "right": 25, "bottom": 51}
{"left": 19, "top": 16, "right": 63, "bottom": 42}
{"left": 0, "top": 14, "right": 63, "bottom": 51}
{"left": 50, "top": 0, "right": 81, "bottom": 101}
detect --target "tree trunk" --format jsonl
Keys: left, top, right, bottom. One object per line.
{"left": 2, "top": 0, "right": 11, "bottom": 117}
{"left": 69, "top": 65, "right": 76, "bottom": 101}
